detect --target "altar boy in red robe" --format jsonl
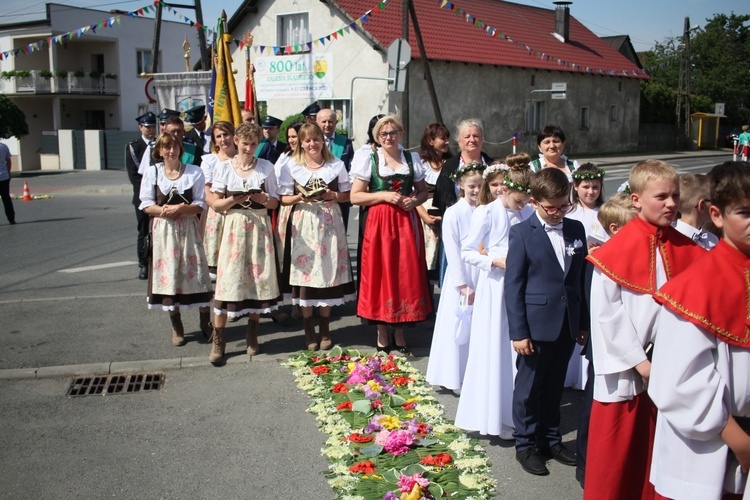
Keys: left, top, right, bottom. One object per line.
{"left": 649, "top": 161, "right": 750, "bottom": 500}
{"left": 583, "top": 160, "right": 705, "bottom": 500}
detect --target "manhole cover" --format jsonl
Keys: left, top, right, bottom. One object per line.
{"left": 67, "top": 372, "right": 165, "bottom": 397}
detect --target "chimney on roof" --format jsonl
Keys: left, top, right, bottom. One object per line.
{"left": 553, "top": 1, "right": 572, "bottom": 43}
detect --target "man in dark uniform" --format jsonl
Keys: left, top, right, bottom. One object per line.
{"left": 158, "top": 108, "right": 180, "bottom": 133}
{"left": 125, "top": 111, "right": 157, "bottom": 280}
{"left": 257, "top": 116, "right": 286, "bottom": 164}
{"left": 184, "top": 105, "right": 208, "bottom": 153}
{"left": 301, "top": 102, "right": 320, "bottom": 124}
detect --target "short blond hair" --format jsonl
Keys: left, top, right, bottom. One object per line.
{"left": 628, "top": 159, "right": 678, "bottom": 195}
{"left": 597, "top": 192, "right": 637, "bottom": 236}
{"left": 372, "top": 114, "right": 403, "bottom": 140}
{"left": 678, "top": 173, "right": 711, "bottom": 213}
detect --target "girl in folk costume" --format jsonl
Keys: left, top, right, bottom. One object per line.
{"left": 350, "top": 114, "right": 432, "bottom": 353}
{"left": 277, "top": 123, "right": 355, "bottom": 351}
{"left": 274, "top": 121, "right": 303, "bottom": 319}
{"left": 564, "top": 163, "right": 606, "bottom": 391}
{"left": 425, "top": 161, "right": 485, "bottom": 392}
{"left": 416, "top": 123, "right": 452, "bottom": 284}
{"left": 200, "top": 121, "right": 236, "bottom": 279}
{"left": 139, "top": 132, "right": 213, "bottom": 346}
{"left": 207, "top": 123, "right": 281, "bottom": 364}
{"left": 649, "top": 161, "right": 750, "bottom": 500}
{"left": 584, "top": 160, "right": 705, "bottom": 500}
{"left": 455, "top": 155, "right": 534, "bottom": 438}
{"left": 530, "top": 124, "right": 580, "bottom": 182}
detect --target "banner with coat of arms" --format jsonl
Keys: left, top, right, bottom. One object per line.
{"left": 254, "top": 54, "right": 333, "bottom": 100}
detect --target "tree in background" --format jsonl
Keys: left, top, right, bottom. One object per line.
{"left": 0, "top": 96, "right": 29, "bottom": 139}
{"left": 639, "top": 13, "right": 750, "bottom": 126}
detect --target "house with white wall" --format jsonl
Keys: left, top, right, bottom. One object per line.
{"left": 228, "top": 0, "right": 647, "bottom": 156}
{"left": 0, "top": 3, "right": 198, "bottom": 171}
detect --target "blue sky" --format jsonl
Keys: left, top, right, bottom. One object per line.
{"left": 1, "top": 0, "right": 746, "bottom": 52}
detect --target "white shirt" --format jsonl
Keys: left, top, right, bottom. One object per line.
{"left": 649, "top": 309, "right": 750, "bottom": 499}
{"left": 137, "top": 136, "right": 152, "bottom": 175}
{"left": 590, "top": 254, "right": 666, "bottom": 403}
{"left": 138, "top": 162, "right": 206, "bottom": 210}
{"left": 211, "top": 158, "right": 279, "bottom": 200}
{"left": 277, "top": 158, "right": 351, "bottom": 196}
{"left": 673, "top": 219, "right": 718, "bottom": 251}
{"left": 537, "top": 212, "right": 566, "bottom": 270}
{"left": 349, "top": 146, "right": 426, "bottom": 183}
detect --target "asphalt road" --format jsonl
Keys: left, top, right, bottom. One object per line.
{"left": 0, "top": 150, "right": 732, "bottom": 499}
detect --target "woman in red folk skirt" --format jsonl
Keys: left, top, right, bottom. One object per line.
{"left": 350, "top": 114, "right": 432, "bottom": 353}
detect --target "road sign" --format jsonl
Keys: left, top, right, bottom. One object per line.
{"left": 387, "top": 39, "right": 411, "bottom": 70}
{"left": 389, "top": 68, "right": 407, "bottom": 92}
{"left": 715, "top": 103, "right": 725, "bottom": 115}
{"left": 551, "top": 92, "right": 566, "bottom": 100}
{"left": 551, "top": 82, "right": 567, "bottom": 92}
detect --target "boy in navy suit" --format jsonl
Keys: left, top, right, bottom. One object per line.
{"left": 505, "top": 167, "right": 590, "bottom": 476}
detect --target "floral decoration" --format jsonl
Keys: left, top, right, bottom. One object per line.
{"left": 565, "top": 239, "right": 584, "bottom": 257}
{"left": 449, "top": 161, "right": 486, "bottom": 182}
{"left": 571, "top": 168, "right": 605, "bottom": 182}
{"left": 285, "top": 346, "right": 495, "bottom": 499}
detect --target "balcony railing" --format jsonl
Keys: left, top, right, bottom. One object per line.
{"left": 0, "top": 70, "right": 118, "bottom": 95}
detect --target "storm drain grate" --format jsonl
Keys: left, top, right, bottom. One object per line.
{"left": 66, "top": 372, "right": 165, "bottom": 397}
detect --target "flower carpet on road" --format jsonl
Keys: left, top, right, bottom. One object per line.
{"left": 285, "top": 346, "right": 495, "bottom": 499}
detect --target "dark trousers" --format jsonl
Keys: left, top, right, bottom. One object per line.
{"left": 340, "top": 201, "right": 351, "bottom": 234}
{"left": 512, "top": 320, "right": 575, "bottom": 452}
{"left": 0, "top": 179, "right": 15, "bottom": 223}
{"left": 135, "top": 207, "right": 149, "bottom": 266}
{"left": 575, "top": 343, "right": 594, "bottom": 486}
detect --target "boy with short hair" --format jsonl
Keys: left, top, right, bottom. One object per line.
{"left": 674, "top": 173, "right": 718, "bottom": 249}
{"left": 584, "top": 160, "right": 705, "bottom": 499}
{"left": 597, "top": 192, "right": 637, "bottom": 238}
{"left": 649, "top": 161, "right": 750, "bottom": 499}
{"left": 505, "top": 167, "right": 589, "bottom": 477}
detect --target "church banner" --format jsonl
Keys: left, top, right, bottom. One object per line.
{"left": 254, "top": 54, "right": 334, "bottom": 100}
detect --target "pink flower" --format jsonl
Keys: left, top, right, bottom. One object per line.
{"left": 302, "top": 273, "right": 312, "bottom": 283}
{"left": 374, "top": 428, "right": 390, "bottom": 446}
{"left": 383, "top": 430, "right": 415, "bottom": 455}
{"left": 251, "top": 264, "right": 263, "bottom": 279}
{"left": 188, "top": 255, "right": 199, "bottom": 266}
{"left": 397, "top": 472, "right": 430, "bottom": 493}
{"left": 296, "top": 254, "right": 310, "bottom": 268}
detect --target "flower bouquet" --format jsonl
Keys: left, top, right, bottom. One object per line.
{"left": 285, "top": 346, "right": 495, "bottom": 499}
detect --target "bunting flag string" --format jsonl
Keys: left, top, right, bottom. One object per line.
{"left": 146, "top": 0, "right": 387, "bottom": 55}
{"left": 437, "top": 0, "right": 651, "bottom": 77}
{"left": 1, "top": 13, "right": 124, "bottom": 60}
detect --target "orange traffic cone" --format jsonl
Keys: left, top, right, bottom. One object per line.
{"left": 21, "top": 181, "right": 33, "bottom": 201}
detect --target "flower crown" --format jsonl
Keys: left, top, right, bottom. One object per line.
{"left": 502, "top": 172, "right": 532, "bottom": 194}
{"left": 449, "top": 161, "right": 486, "bottom": 182}
{"left": 572, "top": 169, "right": 605, "bottom": 182}
{"left": 482, "top": 162, "right": 508, "bottom": 179}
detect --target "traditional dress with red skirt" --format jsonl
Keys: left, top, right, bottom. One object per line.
{"left": 355, "top": 149, "right": 432, "bottom": 325}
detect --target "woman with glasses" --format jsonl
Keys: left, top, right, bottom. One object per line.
{"left": 350, "top": 115, "right": 432, "bottom": 353}
{"left": 530, "top": 124, "right": 580, "bottom": 182}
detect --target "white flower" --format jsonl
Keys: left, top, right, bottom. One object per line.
{"left": 573, "top": 239, "right": 583, "bottom": 249}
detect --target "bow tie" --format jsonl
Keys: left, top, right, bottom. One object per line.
{"left": 544, "top": 223, "right": 563, "bottom": 233}
{"left": 692, "top": 230, "right": 709, "bottom": 241}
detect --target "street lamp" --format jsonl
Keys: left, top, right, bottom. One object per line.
{"left": 676, "top": 17, "right": 700, "bottom": 145}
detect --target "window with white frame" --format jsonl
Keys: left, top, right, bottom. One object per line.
{"left": 318, "top": 99, "right": 351, "bottom": 134}
{"left": 137, "top": 50, "right": 159, "bottom": 75}
{"left": 278, "top": 13, "right": 310, "bottom": 53}
{"left": 528, "top": 100, "right": 545, "bottom": 134}
{"left": 581, "top": 107, "right": 590, "bottom": 130}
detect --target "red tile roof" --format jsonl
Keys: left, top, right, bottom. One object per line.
{"left": 333, "top": 0, "right": 648, "bottom": 79}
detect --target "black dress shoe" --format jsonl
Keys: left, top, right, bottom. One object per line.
{"left": 390, "top": 344, "right": 412, "bottom": 356}
{"left": 539, "top": 443, "right": 577, "bottom": 466}
{"left": 516, "top": 448, "right": 549, "bottom": 476}
{"left": 138, "top": 265, "right": 148, "bottom": 280}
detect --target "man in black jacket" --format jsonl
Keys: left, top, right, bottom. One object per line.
{"left": 124, "top": 111, "right": 157, "bottom": 280}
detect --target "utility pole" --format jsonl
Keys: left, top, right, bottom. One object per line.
{"left": 408, "top": 0, "right": 442, "bottom": 124}
{"left": 401, "top": 0, "right": 409, "bottom": 144}
{"left": 675, "top": 16, "right": 691, "bottom": 146}
{"left": 150, "top": 0, "right": 211, "bottom": 73}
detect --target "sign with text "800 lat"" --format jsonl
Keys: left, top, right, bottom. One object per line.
{"left": 254, "top": 53, "right": 334, "bottom": 100}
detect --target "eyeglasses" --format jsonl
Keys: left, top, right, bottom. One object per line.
{"left": 378, "top": 131, "right": 400, "bottom": 139}
{"left": 538, "top": 202, "right": 573, "bottom": 215}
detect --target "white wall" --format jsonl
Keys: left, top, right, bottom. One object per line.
{"left": 230, "top": 0, "right": 392, "bottom": 147}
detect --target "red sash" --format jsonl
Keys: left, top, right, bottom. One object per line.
{"left": 587, "top": 216, "right": 704, "bottom": 294}
{"left": 655, "top": 240, "right": 750, "bottom": 348}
